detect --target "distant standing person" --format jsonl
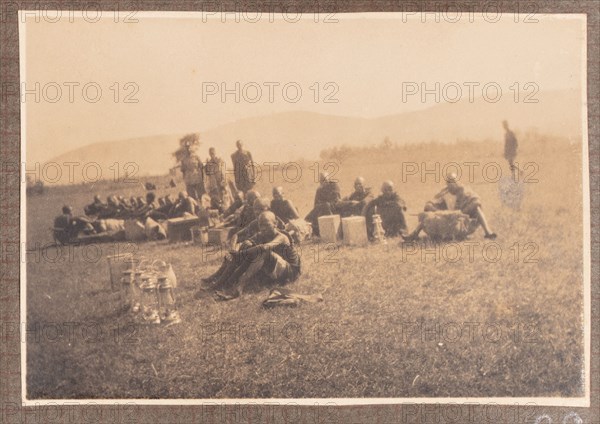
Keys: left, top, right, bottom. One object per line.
{"left": 503, "top": 120, "right": 518, "bottom": 178}
{"left": 206, "top": 147, "right": 232, "bottom": 212}
{"left": 181, "top": 143, "right": 205, "bottom": 201}
{"left": 231, "top": 140, "right": 256, "bottom": 193}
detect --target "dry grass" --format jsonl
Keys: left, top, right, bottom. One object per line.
{"left": 25, "top": 135, "right": 585, "bottom": 399}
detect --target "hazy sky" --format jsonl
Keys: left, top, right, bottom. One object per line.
{"left": 22, "top": 12, "right": 585, "bottom": 163}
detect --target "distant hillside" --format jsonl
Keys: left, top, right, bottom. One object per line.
{"left": 43, "top": 89, "right": 582, "bottom": 184}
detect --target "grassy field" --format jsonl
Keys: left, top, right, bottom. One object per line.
{"left": 25, "top": 134, "right": 586, "bottom": 399}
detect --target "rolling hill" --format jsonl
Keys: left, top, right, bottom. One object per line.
{"left": 41, "top": 89, "right": 583, "bottom": 184}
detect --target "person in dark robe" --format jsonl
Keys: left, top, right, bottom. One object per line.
{"left": 53, "top": 205, "right": 95, "bottom": 244}
{"left": 84, "top": 194, "right": 106, "bottom": 217}
{"left": 223, "top": 190, "right": 260, "bottom": 230}
{"left": 230, "top": 140, "right": 256, "bottom": 193}
{"left": 338, "top": 176, "right": 374, "bottom": 217}
{"left": 270, "top": 186, "right": 300, "bottom": 224}
{"left": 305, "top": 172, "right": 341, "bottom": 236}
{"left": 210, "top": 211, "right": 302, "bottom": 300}
{"left": 230, "top": 198, "right": 286, "bottom": 249}
{"left": 222, "top": 191, "right": 243, "bottom": 220}
{"left": 171, "top": 191, "right": 199, "bottom": 218}
{"left": 97, "top": 195, "right": 123, "bottom": 219}
{"left": 364, "top": 180, "right": 409, "bottom": 239}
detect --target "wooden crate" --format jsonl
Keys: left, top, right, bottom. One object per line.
{"left": 208, "top": 227, "right": 231, "bottom": 245}
{"left": 342, "top": 216, "right": 368, "bottom": 246}
{"left": 166, "top": 216, "right": 201, "bottom": 243}
{"left": 318, "top": 215, "right": 342, "bottom": 244}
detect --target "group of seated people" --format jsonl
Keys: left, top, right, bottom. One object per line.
{"left": 53, "top": 191, "right": 206, "bottom": 244}
{"left": 54, "top": 173, "right": 497, "bottom": 300}
{"left": 83, "top": 192, "right": 207, "bottom": 221}
{"left": 200, "top": 172, "right": 497, "bottom": 300}
{"left": 52, "top": 205, "right": 127, "bottom": 244}
{"left": 305, "top": 172, "right": 410, "bottom": 239}
{"left": 304, "top": 171, "right": 497, "bottom": 241}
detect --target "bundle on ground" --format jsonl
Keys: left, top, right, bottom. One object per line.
{"left": 418, "top": 210, "right": 478, "bottom": 241}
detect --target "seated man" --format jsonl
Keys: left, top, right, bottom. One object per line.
{"left": 338, "top": 176, "right": 374, "bottom": 217}
{"left": 157, "top": 195, "right": 176, "bottom": 218}
{"left": 119, "top": 195, "right": 131, "bottom": 208}
{"left": 403, "top": 173, "right": 497, "bottom": 241}
{"left": 98, "top": 195, "right": 124, "bottom": 219}
{"left": 270, "top": 186, "right": 300, "bottom": 224}
{"left": 364, "top": 180, "right": 408, "bottom": 239}
{"left": 171, "top": 191, "right": 199, "bottom": 218}
{"left": 222, "top": 191, "right": 245, "bottom": 218}
{"left": 229, "top": 198, "right": 286, "bottom": 250}
{"left": 136, "top": 196, "right": 146, "bottom": 209}
{"left": 223, "top": 190, "right": 260, "bottom": 230}
{"left": 53, "top": 206, "right": 95, "bottom": 244}
{"left": 134, "top": 192, "right": 167, "bottom": 221}
{"left": 210, "top": 211, "right": 301, "bottom": 300}
{"left": 84, "top": 194, "right": 106, "bottom": 217}
{"left": 305, "top": 172, "right": 341, "bottom": 236}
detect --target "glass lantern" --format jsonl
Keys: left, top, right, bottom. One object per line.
{"left": 120, "top": 269, "right": 134, "bottom": 311}
{"left": 140, "top": 273, "right": 160, "bottom": 324}
{"left": 131, "top": 270, "right": 144, "bottom": 313}
{"left": 158, "top": 276, "right": 181, "bottom": 324}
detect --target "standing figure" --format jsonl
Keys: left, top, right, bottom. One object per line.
{"left": 503, "top": 120, "right": 519, "bottom": 179}
{"left": 364, "top": 181, "right": 408, "bottom": 239}
{"left": 180, "top": 143, "right": 205, "bottom": 201}
{"left": 231, "top": 140, "right": 256, "bottom": 193}
{"left": 205, "top": 147, "right": 232, "bottom": 212}
{"left": 305, "top": 172, "right": 341, "bottom": 236}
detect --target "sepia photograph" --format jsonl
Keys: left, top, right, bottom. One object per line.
{"left": 18, "top": 8, "right": 590, "bottom": 408}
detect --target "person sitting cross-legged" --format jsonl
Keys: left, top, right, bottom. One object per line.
{"left": 364, "top": 180, "right": 409, "bottom": 239}
{"left": 171, "top": 191, "right": 199, "bottom": 218}
{"left": 305, "top": 172, "right": 341, "bottom": 236}
{"left": 229, "top": 198, "right": 286, "bottom": 250}
{"left": 270, "top": 186, "right": 300, "bottom": 224}
{"left": 209, "top": 211, "right": 301, "bottom": 300}
{"left": 202, "top": 202, "right": 285, "bottom": 285}
{"left": 338, "top": 176, "right": 374, "bottom": 217}
{"left": 53, "top": 205, "right": 95, "bottom": 244}
{"left": 402, "top": 173, "right": 497, "bottom": 241}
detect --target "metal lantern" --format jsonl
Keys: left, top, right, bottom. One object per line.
{"left": 120, "top": 269, "right": 135, "bottom": 311}
{"left": 131, "top": 270, "right": 143, "bottom": 313}
{"left": 372, "top": 213, "right": 386, "bottom": 244}
{"left": 139, "top": 273, "right": 160, "bottom": 324}
{"left": 157, "top": 276, "right": 181, "bottom": 324}
{"left": 107, "top": 253, "right": 134, "bottom": 292}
